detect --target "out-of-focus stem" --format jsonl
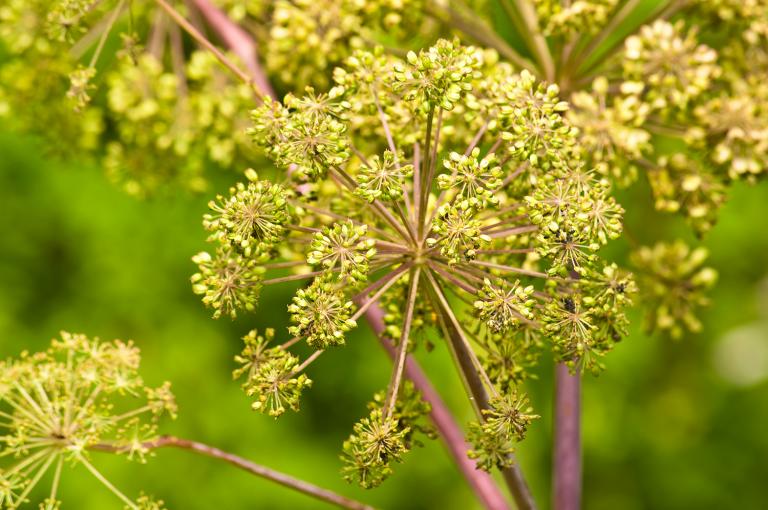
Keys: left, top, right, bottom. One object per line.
{"left": 188, "top": 0, "right": 275, "bottom": 99}
{"left": 552, "top": 363, "right": 581, "bottom": 510}
{"left": 153, "top": 0, "right": 268, "bottom": 100}
{"left": 92, "top": 436, "right": 372, "bottom": 510}
{"left": 362, "top": 304, "right": 512, "bottom": 510}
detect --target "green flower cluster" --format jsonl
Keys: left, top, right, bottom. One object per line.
{"left": 233, "top": 329, "right": 313, "bottom": 417}
{"left": 342, "top": 382, "right": 433, "bottom": 488}
{"left": 248, "top": 0, "right": 425, "bottom": 90}
{"left": 568, "top": 77, "right": 651, "bottom": 186}
{"left": 474, "top": 279, "right": 535, "bottom": 334}
{"left": 631, "top": 241, "right": 718, "bottom": 339}
{"left": 1, "top": 1, "right": 256, "bottom": 196}
{"left": 0, "top": 333, "right": 175, "bottom": 509}
{"left": 105, "top": 51, "right": 256, "bottom": 196}
{"left": 623, "top": 20, "right": 720, "bottom": 112}
{"left": 307, "top": 221, "right": 377, "bottom": 284}
{"left": 468, "top": 393, "right": 538, "bottom": 472}
{"left": 204, "top": 169, "right": 293, "bottom": 254}
{"left": 192, "top": 171, "right": 295, "bottom": 318}
{"left": 647, "top": 153, "right": 727, "bottom": 234}
{"left": 356, "top": 150, "right": 414, "bottom": 202}
{"left": 534, "top": 0, "right": 619, "bottom": 37}
{"left": 249, "top": 91, "right": 350, "bottom": 180}
{"left": 288, "top": 277, "right": 358, "bottom": 349}
{"left": 0, "top": 0, "right": 104, "bottom": 157}
{"left": 195, "top": 38, "right": 632, "bottom": 486}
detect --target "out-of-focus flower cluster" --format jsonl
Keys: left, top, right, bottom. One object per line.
{"left": 0, "top": 0, "right": 258, "bottom": 196}
{"left": 631, "top": 241, "right": 718, "bottom": 339}
{"left": 213, "top": 0, "right": 427, "bottom": 90}
{"left": 0, "top": 332, "right": 175, "bottom": 509}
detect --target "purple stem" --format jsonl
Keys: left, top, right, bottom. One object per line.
{"left": 363, "top": 304, "right": 511, "bottom": 510}
{"left": 552, "top": 363, "right": 581, "bottom": 510}
{"left": 189, "top": 0, "right": 276, "bottom": 98}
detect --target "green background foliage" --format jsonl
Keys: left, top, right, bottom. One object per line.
{"left": 1, "top": 123, "right": 768, "bottom": 509}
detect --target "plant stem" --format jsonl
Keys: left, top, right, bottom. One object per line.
{"left": 384, "top": 267, "right": 421, "bottom": 417}
{"left": 418, "top": 106, "right": 436, "bottom": 240}
{"left": 570, "top": 0, "right": 642, "bottom": 76}
{"left": 499, "top": 0, "right": 555, "bottom": 80}
{"left": 361, "top": 304, "right": 512, "bottom": 510}
{"left": 92, "top": 437, "right": 372, "bottom": 510}
{"left": 426, "top": 2, "right": 537, "bottom": 72}
{"left": 188, "top": 0, "right": 275, "bottom": 98}
{"left": 552, "top": 363, "right": 581, "bottom": 510}
{"left": 152, "top": 0, "right": 265, "bottom": 100}
{"left": 424, "top": 272, "right": 536, "bottom": 510}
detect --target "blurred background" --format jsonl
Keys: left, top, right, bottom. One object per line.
{"left": 1, "top": 122, "right": 768, "bottom": 509}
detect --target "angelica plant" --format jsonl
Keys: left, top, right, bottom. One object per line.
{"left": 0, "top": 333, "right": 373, "bottom": 510}
{"left": 190, "top": 39, "right": 632, "bottom": 504}
{"left": 0, "top": 332, "right": 175, "bottom": 509}
{"left": 2, "top": 0, "right": 761, "bottom": 508}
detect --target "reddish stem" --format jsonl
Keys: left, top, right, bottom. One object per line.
{"left": 188, "top": 0, "right": 275, "bottom": 99}
{"left": 93, "top": 436, "right": 371, "bottom": 509}
{"left": 552, "top": 363, "right": 581, "bottom": 510}
{"left": 362, "top": 304, "right": 511, "bottom": 510}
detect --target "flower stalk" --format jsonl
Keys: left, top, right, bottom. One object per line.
{"left": 93, "top": 436, "right": 373, "bottom": 510}
{"left": 552, "top": 363, "right": 581, "bottom": 510}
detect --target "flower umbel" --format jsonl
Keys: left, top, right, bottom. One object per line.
{"left": 0, "top": 332, "right": 175, "bottom": 509}
{"left": 193, "top": 39, "right": 631, "bottom": 486}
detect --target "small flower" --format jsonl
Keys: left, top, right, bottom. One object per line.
{"left": 429, "top": 203, "right": 490, "bottom": 264}
{"left": 543, "top": 294, "right": 601, "bottom": 372}
{"left": 355, "top": 150, "right": 414, "bottom": 202}
{"left": 288, "top": 277, "right": 357, "bottom": 348}
{"left": 467, "top": 393, "right": 538, "bottom": 472}
{"left": 45, "top": 0, "right": 92, "bottom": 42}
{"left": 438, "top": 149, "right": 503, "bottom": 206}
{"left": 474, "top": 278, "right": 535, "bottom": 334}
{"left": 0, "top": 333, "right": 174, "bottom": 508}
{"left": 623, "top": 20, "right": 720, "bottom": 111}
{"left": 247, "top": 354, "right": 312, "bottom": 417}
{"left": 233, "top": 328, "right": 313, "bottom": 417}
{"left": 536, "top": 224, "right": 599, "bottom": 275}
{"left": 203, "top": 170, "right": 292, "bottom": 254}
{"left": 133, "top": 494, "right": 167, "bottom": 510}
{"left": 568, "top": 76, "right": 651, "bottom": 186}
{"left": 233, "top": 328, "right": 280, "bottom": 382}
{"left": 393, "top": 39, "right": 482, "bottom": 110}
{"left": 251, "top": 99, "right": 350, "bottom": 180}
{"left": 581, "top": 264, "right": 637, "bottom": 344}
{"left": 191, "top": 247, "right": 266, "bottom": 319}
{"left": 482, "top": 393, "right": 538, "bottom": 442}
{"left": 500, "top": 70, "right": 575, "bottom": 166}
{"left": 467, "top": 420, "right": 515, "bottom": 472}
{"left": 307, "top": 220, "right": 377, "bottom": 284}
{"left": 536, "top": 0, "right": 619, "bottom": 37}
{"left": 473, "top": 323, "right": 541, "bottom": 390}
{"left": 341, "top": 409, "right": 409, "bottom": 489}
{"left": 66, "top": 65, "right": 96, "bottom": 112}
{"left": 648, "top": 153, "right": 727, "bottom": 235}
{"left": 366, "top": 381, "right": 435, "bottom": 449}
{"left": 631, "top": 240, "right": 718, "bottom": 339}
